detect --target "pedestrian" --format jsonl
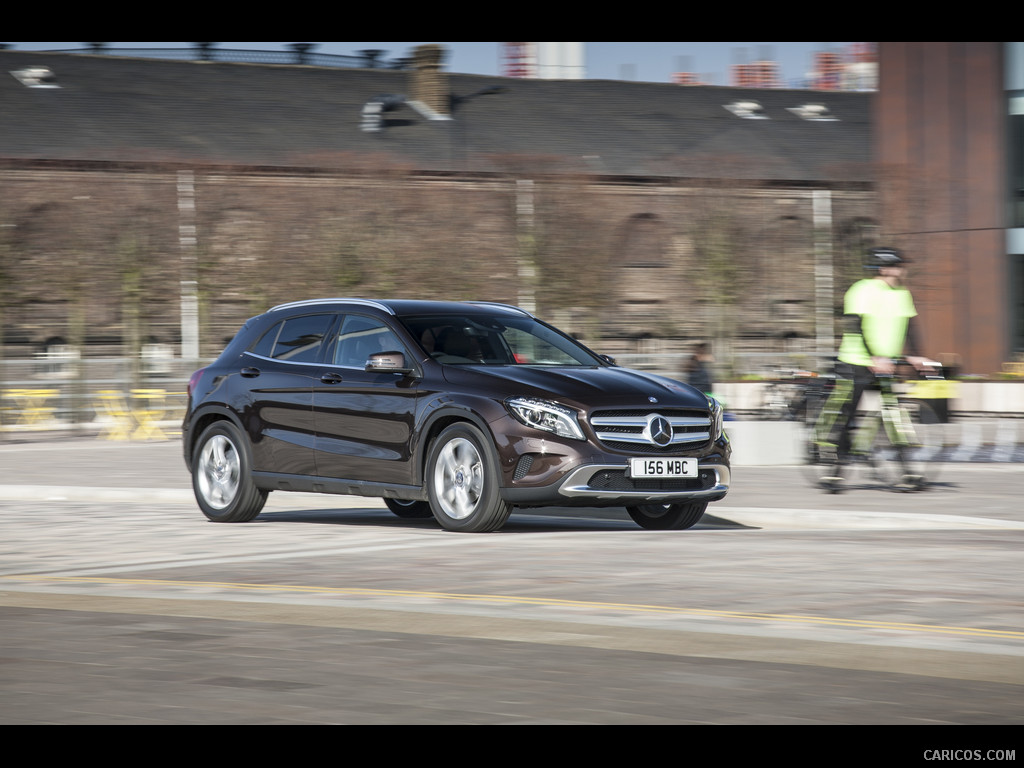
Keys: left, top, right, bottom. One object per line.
{"left": 684, "top": 341, "right": 714, "bottom": 395}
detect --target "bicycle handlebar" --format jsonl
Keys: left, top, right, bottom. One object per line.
{"left": 875, "top": 357, "right": 944, "bottom": 381}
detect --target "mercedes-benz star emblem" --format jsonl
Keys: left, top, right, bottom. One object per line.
{"left": 645, "top": 415, "right": 673, "bottom": 446}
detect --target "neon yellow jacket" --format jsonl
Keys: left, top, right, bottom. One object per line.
{"left": 837, "top": 278, "right": 917, "bottom": 366}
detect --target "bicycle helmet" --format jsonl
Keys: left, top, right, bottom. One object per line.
{"left": 868, "top": 247, "right": 906, "bottom": 269}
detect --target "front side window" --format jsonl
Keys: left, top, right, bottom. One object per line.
{"left": 332, "top": 315, "right": 405, "bottom": 368}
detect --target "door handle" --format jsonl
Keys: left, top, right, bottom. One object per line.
{"left": 320, "top": 372, "right": 344, "bottom": 384}
{"left": 240, "top": 367, "right": 261, "bottom": 378}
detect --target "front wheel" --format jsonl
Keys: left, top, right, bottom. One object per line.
{"left": 873, "top": 401, "right": 944, "bottom": 491}
{"left": 626, "top": 501, "right": 707, "bottom": 530}
{"left": 426, "top": 423, "right": 512, "bottom": 533}
{"left": 192, "top": 421, "right": 267, "bottom": 522}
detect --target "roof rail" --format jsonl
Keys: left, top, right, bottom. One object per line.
{"left": 268, "top": 298, "right": 394, "bottom": 314}
{"left": 464, "top": 301, "right": 533, "bottom": 317}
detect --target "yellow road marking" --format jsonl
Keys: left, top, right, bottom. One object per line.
{"left": 5, "top": 574, "right": 1023, "bottom": 642}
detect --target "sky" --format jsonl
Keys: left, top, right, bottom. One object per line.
{"left": 5, "top": 42, "right": 862, "bottom": 87}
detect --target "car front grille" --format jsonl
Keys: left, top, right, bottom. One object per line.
{"left": 586, "top": 468, "right": 716, "bottom": 492}
{"left": 589, "top": 408, "right": 711, "bottom": 454}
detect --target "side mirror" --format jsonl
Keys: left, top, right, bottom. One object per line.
{"left": 599, "top": 354, "right": 617, "bottom": 366}
{"left": 366, "top": 351, "right": 415, "bottom": 374}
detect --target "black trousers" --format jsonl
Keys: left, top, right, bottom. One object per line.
{"left": 832, "top": 362, "right": 877, "bottom": 459}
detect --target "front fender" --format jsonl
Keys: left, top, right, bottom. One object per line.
{"left": 411, "top": 397, "right": 504, "bottom": 486}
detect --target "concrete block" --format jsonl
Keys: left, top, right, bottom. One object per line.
{"left": 725, "top": 421, "right": 802, "bottom": 466}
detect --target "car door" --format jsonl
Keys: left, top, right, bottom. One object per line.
{"left": 240, "top": 312, "right": 337, "bottom": 477}
{"left": 313, "top": 313, "right": 422, "bottom": 485}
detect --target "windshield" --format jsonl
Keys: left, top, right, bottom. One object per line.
{"left": 399, "top": 313, "right": 603, "bottom": 367}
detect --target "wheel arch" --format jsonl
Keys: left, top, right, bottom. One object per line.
{"left": 184, "top": 406, "right": 248, "bottom": 470}
{"left": 414, "top": 404, "right": 498, "bottom": 487}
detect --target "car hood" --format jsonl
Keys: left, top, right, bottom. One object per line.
{"left": 440, "top": 364, "right": 710, "bottom": 409}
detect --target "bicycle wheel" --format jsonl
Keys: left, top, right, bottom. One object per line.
{"left": 760, "top": 381, "right": 789, "bottom": 420}
{"left": 871, "top": 401, "right": 944, "bottom": 490}
{"left": 903, "top": 400, "right": 948, "bottom": 483}
{"left": 795, "top": 389, "right": 846, "bottom": 492}
{"left": 841, "top": 414, "right": 891, "bottom": 491}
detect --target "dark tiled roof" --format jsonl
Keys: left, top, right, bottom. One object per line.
{"left": 0, "top": 50, "right": 872, "bottom": 182}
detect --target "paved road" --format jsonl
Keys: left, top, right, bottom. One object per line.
{"left": 1, "top": 438, "right": 1023, "bottom": 727}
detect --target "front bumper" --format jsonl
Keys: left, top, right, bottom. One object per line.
{"left": 490, "top": 408, "right": 731, "bottom": 509}
{"left": 500, "top": 460, "right": 730, "bottom": 508}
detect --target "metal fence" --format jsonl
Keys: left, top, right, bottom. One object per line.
{"left": 2, "top": 352, "right": 1021, "bottom": 443}
{"left": 0, "top": 350, "right": 834, "bottom": 440}
{"left": 0, "top": 352, "right": 784, "bottom": 442}
{"left": 613, "top": 351, "right": 835, "bottom": 378}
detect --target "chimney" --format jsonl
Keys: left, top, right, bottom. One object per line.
{"left": 410, "top": 44, "right": 449, "bottom": 117}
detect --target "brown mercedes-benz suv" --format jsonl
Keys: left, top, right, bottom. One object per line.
{"left": 183, "top": 299, "right": 730, "bottom": 532}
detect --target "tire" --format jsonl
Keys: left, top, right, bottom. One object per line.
{"left": 873, "top": 401, "right": 943, "bottom": 490}
{"left": 903, "top": 400, "right": 947, "bottom": 483}
{"left": 795, "top": 391, "right": 844, "bottom": 490}
{"left": 759, "top": 383, "right": 789, "bottom": 420}
{"left": 872, "top": 440, "right": 924, "bottom": 491}
{"left": 426, "top": 423, "right": 512, "bottom": 533}
{"left": 626, "top": 501, "right": 707, "bottom": 530}
{"left": 192, "top": 421, "right": 267, "bottom": 522}
{"left": 384, "top": 498, "right": 434, "bottom": 519}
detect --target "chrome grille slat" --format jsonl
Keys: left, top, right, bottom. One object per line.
{"left": 591, "top": 416, "right": 709, "bottom": 428}
{"left": 594, "top": 431, "right": 711, "bottom": 444}
{"left": 593, "top": 417, "right": 712, "bottom": 430}
{"left": 589, "top": 408, "right": 711, "bottom": 451}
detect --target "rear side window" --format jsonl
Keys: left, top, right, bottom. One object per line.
{"left": 250, "top": 314, "right": 334, "bottom": 363}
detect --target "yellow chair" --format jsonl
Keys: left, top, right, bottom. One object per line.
{"left": 4, "top": 388, "right": 59, "bottom": 428}
{"left": 131, "top": 388, "right": 168, "bottom": 440}
{"left": 95, "top": 390, "right": 135, "bottom": 440}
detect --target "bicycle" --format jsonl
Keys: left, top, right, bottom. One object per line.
{"left": 759, "top": 368, "right": 835, "bottom": 422}
{"left": 797, "top": 359, "right": 951, "bottom": 493}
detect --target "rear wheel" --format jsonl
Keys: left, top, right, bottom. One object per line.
{"left": 384, "top": 498, "right": 433, "bottom": 519}
{"left": 626, "top": 501, "right": 707, "bottom": 530}
{"left": 427, "top": 423, "right": 512, "bottom": 533}
{"left": 192, "top": 421, "right": 267, "bottom": 522}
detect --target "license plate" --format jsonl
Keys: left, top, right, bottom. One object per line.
{"left": 629, "top": 457, "right": 698, "bottom": 478}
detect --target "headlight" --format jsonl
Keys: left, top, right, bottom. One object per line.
{"left": 707, "top": 396, "right": 724, "bottom": 441}
{"left": 506, "top": 397, "right": 585, "bottom": 441}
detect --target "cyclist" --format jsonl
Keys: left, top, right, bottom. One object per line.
{"left": 817, "top": 247, "right": 933, "bottom": 491}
